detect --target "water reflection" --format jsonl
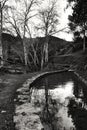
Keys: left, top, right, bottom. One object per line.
{"left": 68, "top": 81, "right": 87, "bottom": 130}
{"left": 30, "top": 72, "right": 87, "bottom": 130}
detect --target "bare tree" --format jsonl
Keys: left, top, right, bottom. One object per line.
{"left": 4, "top": 0, "right": 39, "bottom": 71}
{"left": 21, "top": 0, "right": 38, "bottom": 69}
{"left": 36, "top": 0, "right": 59, "bottom": 69}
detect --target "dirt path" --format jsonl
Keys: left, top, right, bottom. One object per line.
{"left": 0, "top": 73, "right": 38, "bottom": 130}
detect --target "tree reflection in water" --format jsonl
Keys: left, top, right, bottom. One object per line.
{"left": 39, "top": 78, "right": 60, "bottom": 130}
{"left": 38, "top": 78, "right": 74, "bottom": 130}
{"left": 68, "top": 82, "right": 87, "bottom": 130}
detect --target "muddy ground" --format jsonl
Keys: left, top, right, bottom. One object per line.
{"left": 0, "top": 72, "right": 38, "bottom": 130}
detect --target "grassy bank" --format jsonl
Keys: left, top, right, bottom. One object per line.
{"left": 49, "top": 51, "right": 87, "bottom": 82}
{"left": 0, "top": 72, "right": 40, "bottom": 130}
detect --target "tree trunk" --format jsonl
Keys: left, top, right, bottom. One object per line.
{"left": 44, "top": 35, "right": 49, "bottom": 63}
{"left": 83, "top": 28, "right": 85, "bottom": 52}
{"left": 31, "top": 43, "right": 39, "bottom": 69}
{"left": 23, "top": 37, "right": 28, "bottom": 71}
{"left": 0, "top": 2, "right": 3, "bottom": 65}
{"left": 23, "top": 35, "right": 29, "bottom": 73}
{"left": 41, "top": 35, "right": 49, "bottom": 70}
{"left": 44, "top": 41, "right": 48, "bottom": 63}
{"left": 23, "top": 22, "right": 29, "bottom": 72}
{"left": 41, "top": 49, "right": 44, "bottom": 70}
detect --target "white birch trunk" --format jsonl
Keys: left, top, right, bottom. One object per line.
{"left": 44, "top": 41, "right": 48, "bottom": 63}
{"left": 83, "top": 29, "right": 85, "bottom": 52}
{"left": 23, "top": 38, "right": 28, "bottom": 66}
{"left": 0, "top": 2, "right": 3, "bottom": 66}
{"left": 41, "top": 48, "right": 44, "bottom": 70}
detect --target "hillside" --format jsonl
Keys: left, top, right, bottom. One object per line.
{"left": 36, "top": 35, "right": 72, "bottom": 51}
{"left": 2, "top": 33, "right": 72, "bottom": 64}
{"left": 33, "top": 35, "right": 72, "bottom": 58}
{"left": 2, "top": 33, "right": 24, "bottom": 63}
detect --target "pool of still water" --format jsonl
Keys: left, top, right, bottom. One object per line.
{"left": 30, "top": 71, "right": 87, "bottom": 130}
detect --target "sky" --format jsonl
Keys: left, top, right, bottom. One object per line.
{"left": 56, "top": 0, "right": 73, "bottom": 41}
{"left": 6, "top": 0, "right": 73, "bottom": 41}
{"left": 52, "top": 0, "right": 73, "bottom": 41}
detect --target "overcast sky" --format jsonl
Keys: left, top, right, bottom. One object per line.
{"left": 7, "top": 0, "right": 73, "bottom": 41}
{"left": 54, "top": 0, "right": 73, "bottom": 41}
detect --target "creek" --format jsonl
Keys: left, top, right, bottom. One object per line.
{"left": 29, "top": 71, "right": 87, "bottom": 130}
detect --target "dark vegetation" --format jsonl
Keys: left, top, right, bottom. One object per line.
{"left": 68, "top": 0, "right": 87, "bottom": 52}
{"left": 2, "top": 33, "right": 23, "bottom": 64}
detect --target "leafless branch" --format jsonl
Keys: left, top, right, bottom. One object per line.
{"left": 1, "top": 0, "right": 9, "bottom": 9}
{"left": 51, "top": 27, "right": 69, "bottom": 35}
